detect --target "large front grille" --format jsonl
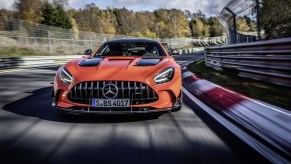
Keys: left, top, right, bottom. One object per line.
{"left": 68, "top": 81, "right": 158, "bottom": 105}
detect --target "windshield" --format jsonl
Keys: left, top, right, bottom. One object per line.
{"left": 94, "top": 42, "right": 166, "bottom": 57}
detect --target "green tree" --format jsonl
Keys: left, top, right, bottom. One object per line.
{"left": 260, "top": 0, "right": 291, "bottom": 39}
{"left": 41, "top": 2, "right": 72, "bottom": 29}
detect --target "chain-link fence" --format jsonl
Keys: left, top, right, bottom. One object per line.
{"left": 159, "top": 36, "right": 227, "bottom": 48}
{"left": 0, "top": 16, "right": 134, "bottom": 55}
{"left": 0, "top": 16, "right": 227, "bottom": 55}
{"left": 220, "top": 0, "right": 260, "bottom": 44}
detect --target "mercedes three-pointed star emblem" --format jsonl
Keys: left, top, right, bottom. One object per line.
{"left": 102, "top": 83, "right": 119, "bottom": 99}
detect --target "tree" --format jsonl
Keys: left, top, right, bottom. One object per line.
{"left": 209, "top": 17, "right": 224, "bottom": 37}
{"left": 154, "top": 9, "right": 191, "bottom": 38}
{"left": 113, "top": 8, "right": 137, "bottom": 35}
{"left": 192, "top": 10, "right": 206, "bottom": 19}
{"left": 74, "top": 3, "right": 103, "bottom": 33}
{"left": 0, "top": 9, "right": 14, "bottom": 18}
{"left": 71, "top": 17, "right": 79, "bottom": 39}
{"left": 190, "top": 18, "right": 204, "bottom": 37}
{"left": 0, "top": 9, "right": 15, "bottom": 31}
{"left": 184, "top": 10, "right": 192, "bottom": 20}
{"left": 53, "top": 0, "right": 69, "bottom": 7}
{"left": 5, "top": 1, "right": 226, "bottom": 38}
{"left": 101, "top": 9, "right": 117, "bottom": 34}
{"left": 260, "top": 0, "right": 291, "bottom": 39}
{"left": 14, "top": 0, "right": 43, "bottom": 22}
{"left": 41, "top": 2, "right": 72, "bottom": 29}
{"left": 134, "top": 11, "right": 157, "bottom": 38}
{"left": 243, "top": 15, "right": 256, "bottom": 32}
{"left": 203, "top": 25, "right": 210, "bottom": 37}
{"left": 237, "top": 17, "right": 250, "bottom": 32}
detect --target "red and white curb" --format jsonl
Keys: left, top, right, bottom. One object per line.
{"left": 181, "top": 65, "right": 291, "bottom": 162}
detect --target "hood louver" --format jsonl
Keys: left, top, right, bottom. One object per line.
{"left": 78, "top": 58, "right": 103, "bottom": 66}
{"left": 135, "top": 58, "right": 161, "bottom": 66}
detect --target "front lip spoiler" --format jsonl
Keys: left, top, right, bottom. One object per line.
{"left": 55, "top": 107, "right": 172, "bottom": 116}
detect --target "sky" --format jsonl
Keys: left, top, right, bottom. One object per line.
{"left": 0, "top": 0, "right": 230, "bottom": 16}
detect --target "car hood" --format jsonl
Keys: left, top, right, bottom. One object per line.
{"left": 65, "top": 56, "right": 173, "bottom": 82}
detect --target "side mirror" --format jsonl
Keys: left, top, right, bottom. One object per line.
{"left": 84, "top": 49, "right": 92, "bottom": 56}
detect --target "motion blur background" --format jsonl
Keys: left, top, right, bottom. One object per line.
{"left": 0, "top": 0, "right": 289, "bottom": 56}
{"left": 0, "top": 0, "right": 291, "bottom": 163}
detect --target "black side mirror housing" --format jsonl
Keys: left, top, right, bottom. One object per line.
{"left": 84, "top": 49, "right": 92, "bottom": 56}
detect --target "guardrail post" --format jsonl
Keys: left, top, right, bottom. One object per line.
{"left": 89, "top": 32, "right": 92, "bottom": 49}
{"left": 256, "top": 0, "right": 261, "bottom": 40}
{"left": 33, "top": 37, "right": 38, "bottom": 46}
{"left": 48, "top": 29, "right": 53, "bottom": 54}
{"left": 225, "top": 7, "right": 237, "bottom": 44}
{"left": 70, "top": 30, "right": 74, "bottom": 49}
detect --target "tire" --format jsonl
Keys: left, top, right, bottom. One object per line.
{"left": 171, "top": 106, "right": 181, "bottom": 112}
{"left": 171, "top": 90, "right": 182, "bottom": 112}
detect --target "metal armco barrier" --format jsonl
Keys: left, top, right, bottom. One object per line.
{"left": 181, "top": 66, "right": 291, "bottom": 163}
{"left": 179, "top": 47, "right": 204, "bottom": 55}
{"left": 0, "top": 55, "right": 80, "bottom": 70}
{"left": 205, "top": 38, "right": 291, "bottom": 87}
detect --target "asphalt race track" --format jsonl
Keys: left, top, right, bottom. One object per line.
{"left": 0, "top": 53, "right": 269, "bottom": 163}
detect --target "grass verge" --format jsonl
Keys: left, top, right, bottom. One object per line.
{"left": 188, "top": 60, "right": 291, "bottom": 111}
{"left": 0, "top": 47, "right": 54, "bottom": 57}
{"left": 0, "top": 47, "right": 83, "bottom": 57}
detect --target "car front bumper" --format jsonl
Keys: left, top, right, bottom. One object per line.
{"left": 54, "top": 98, "right": 181, "bottom": 116}
{"left": 55, "top": 107, "right": 170, "bottom": 116}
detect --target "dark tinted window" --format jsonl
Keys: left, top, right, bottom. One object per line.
{"left": 94, "top": 42, "right": 166, "bottom": 57}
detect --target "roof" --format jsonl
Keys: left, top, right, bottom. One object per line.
{"left": 106, "top": 38, "right": 159, "bottom": 43}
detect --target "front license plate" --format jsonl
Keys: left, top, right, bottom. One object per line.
{"left": 92, "top": 99, "right": 130, "bottom": 108}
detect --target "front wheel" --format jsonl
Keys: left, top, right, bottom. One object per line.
{"left": 172, "top": 90, "right": 182, "bottom": 112}
{"left": 171, "top": 106, "right": 181, "bottom": 112}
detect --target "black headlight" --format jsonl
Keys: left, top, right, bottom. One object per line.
{"left": 154, "top": 67, "right": 174, "bottom": 84}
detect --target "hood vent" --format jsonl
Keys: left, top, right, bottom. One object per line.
{"left": 78, "top": 58, "right": 103, "bottom": 66}
{"left": 135, "top": 58, "right": 161, "bottom": 66}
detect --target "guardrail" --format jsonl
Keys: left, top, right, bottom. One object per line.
{"left": 0, "top": 55, "right": 80, "bottom": 70}
{"left": 229, "top": 30, "right": 257, "bottom": 44}
{"left": 205, "top": 38, "right": 291, "bottom": 87}
{"left": 178, "top": 47, "right": 204, "bottom": 55}
{"left": 181, "top": 65, "right": 291, "bottom": 162}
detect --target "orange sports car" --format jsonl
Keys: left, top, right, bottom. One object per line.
{"left": 52, "top": 38, "right": 182, "bottom": 115}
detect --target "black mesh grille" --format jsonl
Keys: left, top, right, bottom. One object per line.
{"left": 68, "top": 81, "right": 158, "bottom": 105}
